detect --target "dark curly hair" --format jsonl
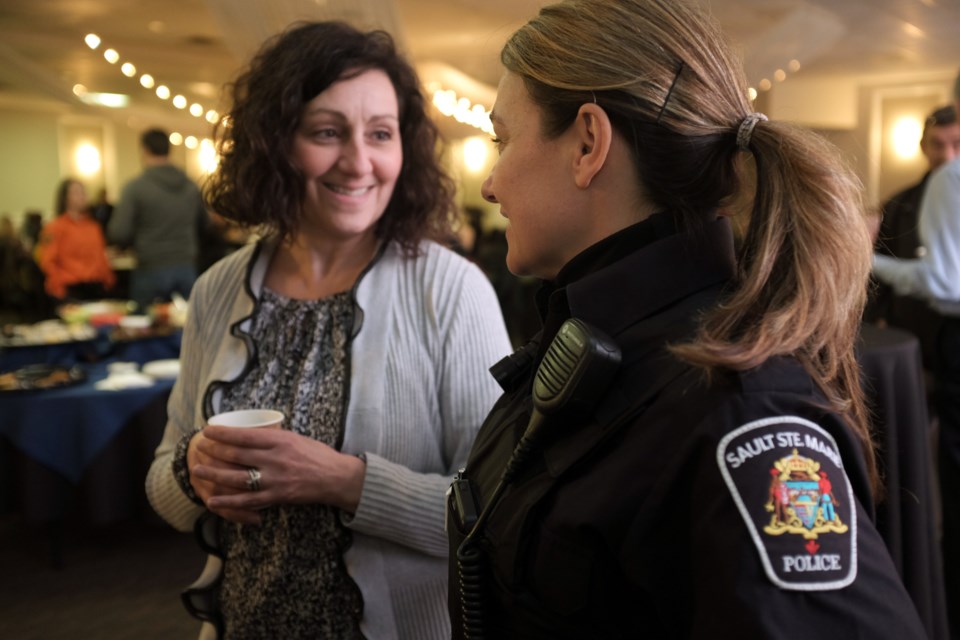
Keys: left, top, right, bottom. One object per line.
{"left": 204, "top": 21, "right": 456, "bottom": 253}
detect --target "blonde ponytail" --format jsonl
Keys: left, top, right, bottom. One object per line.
{"left": 671, "top": 120, "right": 876, "bottom": 489}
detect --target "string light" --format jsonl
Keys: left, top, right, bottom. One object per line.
{"left": 752, "top": 59, "right": 802, "bottom": 93}
{"left": 82, "top": 32, "right": 224, "bottom": 131}
{"left": 431, "top": 88, "right": 493, "bottom": 135}
{"left": 83, "top": 32, "right": 489, "bottom": 151}
{"left": 80, "top": 36, "right": 225, "bottom": 176}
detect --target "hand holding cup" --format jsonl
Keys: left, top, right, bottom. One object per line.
{"left": 195, "top": 408, "right": 367, "bottom": 520}
{"left": 188, "top": 409, "right": 285, "bottom": 525}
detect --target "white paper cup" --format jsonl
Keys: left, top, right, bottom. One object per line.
{"left": 207, "top": 409, "right": 284, "bottom": 429}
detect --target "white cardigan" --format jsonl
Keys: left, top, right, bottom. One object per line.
{"left": 146, "top": 239, "right": 511, "bottom": 639}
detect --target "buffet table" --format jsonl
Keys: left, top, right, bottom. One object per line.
{"left": 0, "top": 360, "right": 175, "bottom": 485}
{"left": 0, "top": 329, "right": 180, "bottom": 567}
{"left": 0, "top": 328, "right": 181, "bottom": 372}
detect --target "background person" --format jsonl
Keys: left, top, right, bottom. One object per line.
{"left": 108, "top": 128, "right": 208, "bottom": 309}
{"left": 447, "top": 1, "right": 928, "bottom": 638}
{"left": 0, "top": 214, "right": 29, "bottom": 315}
{"left": 868, "top": 104, "right": 960, "bottom": 372}
{"left": 90, "top": 186, "right": 114, "bottom": 232}
{"left": 37, "top": 178, "right": 115, "bottom": 301}
{"left": 873, "top": 68, "right": 960, "bottom": 640}
{"left": 145, "top": 21, "right": 510, "bottom": 640}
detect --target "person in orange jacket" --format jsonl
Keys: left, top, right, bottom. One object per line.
{"left": 38, "top": 178, "right": 116, "bottom": 301}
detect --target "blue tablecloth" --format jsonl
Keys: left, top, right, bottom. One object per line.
{"left": 0, "top": 361, "right": 175, "bottom": 484}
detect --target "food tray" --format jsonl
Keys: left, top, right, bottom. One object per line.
{"left": 0, "top": 364, "right": 86, "bottom": 392}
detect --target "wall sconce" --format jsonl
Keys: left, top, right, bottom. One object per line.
{"left": 199, "top": 138, "right": 219, "bottom": 174}
{"left": 891, "top": 116, "right": 922, "bottom": 160}
{"left": 74, "top": 143, "right": 102, "bottom": 176}
{"left": 462, "top": 136, "right": 489, "bottom": 174}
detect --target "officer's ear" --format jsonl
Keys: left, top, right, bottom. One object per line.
{"left": 572, "top": 103, "right": 613, "bottom": 190}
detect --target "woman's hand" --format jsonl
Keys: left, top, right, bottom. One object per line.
{"left": 190, "top": 425, "right": 367, "bottom": 525}
{"left": 186, "top": 430, "right": 263, "bottom": 525}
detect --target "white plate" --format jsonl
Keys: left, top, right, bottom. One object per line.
{"left": 119, "top": 315, "right": 151, "bottom": 330}
{"left": 95, "top": 372, "right": 155, "bottom": 390}
{"left": 142, "top": 359, "right": 180, "bottom": 379}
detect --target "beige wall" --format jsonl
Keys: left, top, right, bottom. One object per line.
{"left": 764, "top": 67, "right": 957, "bottom": 207}
{"left": 0, "top": 105, "right": 63, "bottom": 224}
{"left": 0, "top": 101, "right": 203, "bottom": 232}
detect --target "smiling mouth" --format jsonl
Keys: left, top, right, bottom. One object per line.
{"left": 326, "top": 183, "right": 374, "bottom": 197}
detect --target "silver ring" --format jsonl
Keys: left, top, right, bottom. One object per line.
{"left": 245, "top": 467, "right": 261, "bottom": 492}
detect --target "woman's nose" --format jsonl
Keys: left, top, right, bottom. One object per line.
{"left": 340, "top": 139, "right": 372, "bottom": 174}
{"left": 480, "top": 174, "right": 498, "bottom": 203}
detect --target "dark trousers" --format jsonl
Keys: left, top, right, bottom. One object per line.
{"left": 937, "top": 316, "right": 960, "bottom": 639}
{"left": 130, "top": 265, "right": 196, "bottom": 310}
{"left": 64, "top": 282, "right": 109, "bottom": 302}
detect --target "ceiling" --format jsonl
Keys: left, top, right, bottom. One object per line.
{"left": 1, "top": 0, "right": 959, "bottom": 139}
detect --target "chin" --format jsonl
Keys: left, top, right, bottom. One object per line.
{"left": 505, "top": 254, "right": 525, "bottom": 277}
{"left": 506, "top": 256, "right": 543, "bottom": 280}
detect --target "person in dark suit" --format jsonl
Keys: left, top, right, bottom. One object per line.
{"left": 869, "top": 104, "right": 960, "bottom": 372}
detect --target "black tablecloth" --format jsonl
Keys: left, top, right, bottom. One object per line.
{"left": 858, "top": 322, "right": 949, "bottom": 640}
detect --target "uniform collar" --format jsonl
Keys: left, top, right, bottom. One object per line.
{"left": 536, "top": 212, "right": 737, "bottom": 348}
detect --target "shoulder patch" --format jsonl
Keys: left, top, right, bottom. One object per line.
{"left": 716, "top": 416, "right": 857, "bottom": 591}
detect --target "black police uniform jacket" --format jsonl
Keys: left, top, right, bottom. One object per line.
{"left": 447, "top": 213, "right": 927, "bottom": 639}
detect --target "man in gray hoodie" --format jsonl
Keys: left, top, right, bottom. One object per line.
{"left": 109, "top": 128, "right": 208, "bottom": 309}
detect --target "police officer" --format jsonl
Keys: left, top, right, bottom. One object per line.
{"left": 446, "top": 1, "right": 930, "bottom": 638}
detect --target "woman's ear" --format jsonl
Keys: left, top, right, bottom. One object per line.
{"left": 573, "top": 103, "right": 613, "bottom": 189}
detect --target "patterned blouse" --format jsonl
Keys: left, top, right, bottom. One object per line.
{"left": 217, "top": 288, "right": 365, "bottom": 639}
